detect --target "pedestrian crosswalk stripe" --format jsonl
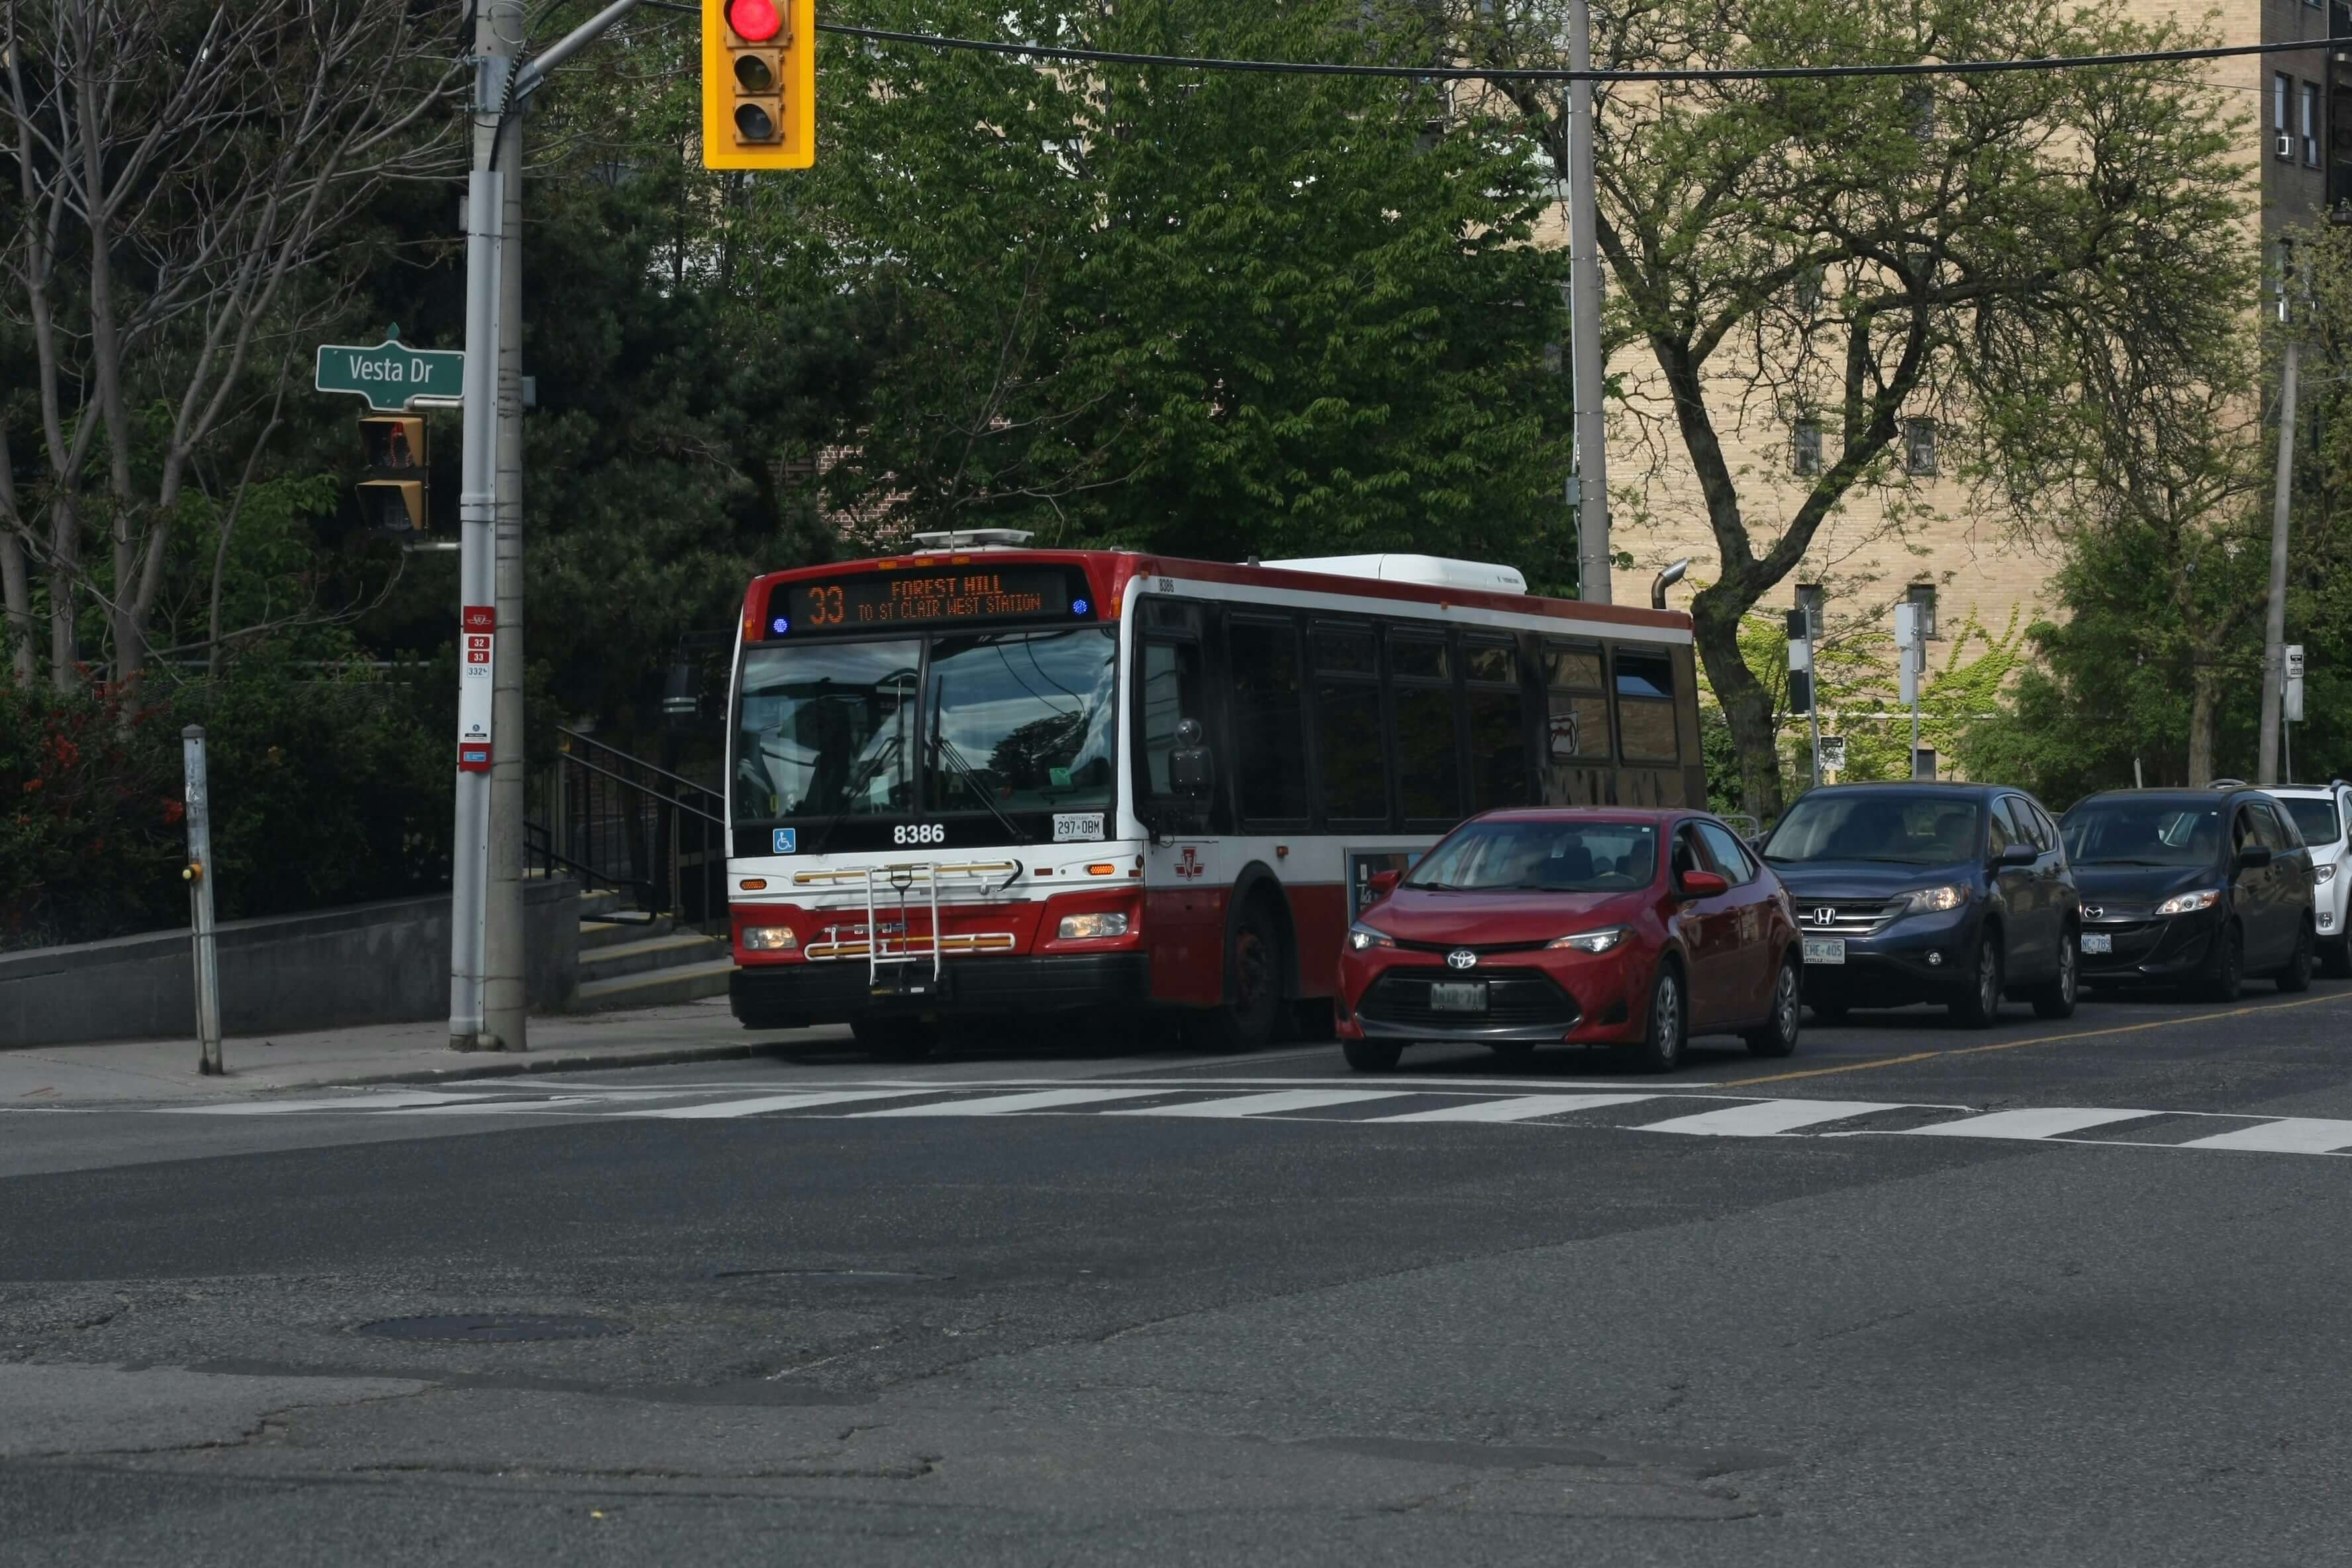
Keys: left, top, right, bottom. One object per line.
{"left": 854, "top": 1088, "right": 1167, "bottom": 1118}
{"left": 1378, "top": 1093, "right": 1658, "bottom": 1124}
{"left": 1109, "top": 1089, "right": 1408, "bottom": 1119}
{"left": 132, "top": 1081, "right": 2352, "bottom": 1160}
{"left": 1900, "top": 1106, "right": 2149, "bottom": 1141}
{"left": 2175, "top": 1117, "right": 2352, "bottom": 1154}
{"left": 1642, "top": 1100, "right": 1900, "bottom": 1137}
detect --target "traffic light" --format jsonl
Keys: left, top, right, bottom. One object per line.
{"left": 358, "top": 415, "right": 428, "bottom": 536}
{"left": 704, "top": 0, "right": 814, "bottom": 170}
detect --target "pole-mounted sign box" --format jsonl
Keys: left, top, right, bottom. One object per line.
{"left": 458, "top": 605, "right": 495, "bottom": 773}
{"left": 317, "top": 328, "right": 464, "bottom": 412}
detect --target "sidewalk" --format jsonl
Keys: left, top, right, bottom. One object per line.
{"left": 0, "top": 999, "right": 848, "bottom": 1106}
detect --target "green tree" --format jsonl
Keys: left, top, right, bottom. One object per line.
{"left": 1437, "top": 0, "right": 2251, "bottom": 817}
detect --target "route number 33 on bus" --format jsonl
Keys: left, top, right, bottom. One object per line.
{"left": 893, "top": 824, "right": 948, "bottom": 847}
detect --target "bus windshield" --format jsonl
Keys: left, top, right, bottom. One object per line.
{"left": 732, "top": 627, "right": 1116, "bottom": 826}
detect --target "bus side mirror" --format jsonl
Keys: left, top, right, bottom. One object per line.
{"left": 1169, "top": 717, "right": 1214, "bottom": 798}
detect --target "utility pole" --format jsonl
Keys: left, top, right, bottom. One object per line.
{"left": 1566, "top": 0, "right": 1610, "bottom": 604}
{"left": 450, "top": 0, "right": 647, "bottom": 1052}
{"left": 484, "top": 0, "right": 530, "bottom": 1054}
{"left": 2257, "top": 239, "right": 2302, "bottom": 788}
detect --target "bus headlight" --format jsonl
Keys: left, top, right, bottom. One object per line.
{"left": 742, "top": 926, "right": 798, "bottom": 951}
{"left": 1058, "top": 912, "right": 1130, "bottom": 940}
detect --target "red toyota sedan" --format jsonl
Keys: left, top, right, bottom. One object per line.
{"left": 1335, "top": 809, "right": 1803, "bottom": 1073}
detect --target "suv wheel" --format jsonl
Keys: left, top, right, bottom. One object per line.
{"left": 2030, "top": 929, "right": 2080, "bottom": 1020}
{"left": 1949, "top": 934, "right": 2004, "bottom": 1028}
{"left": 2276, "top": 918, "right": 2316, "bottom": 994}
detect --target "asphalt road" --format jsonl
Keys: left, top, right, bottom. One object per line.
{"left": 5, "top": 981, "right": 2351, "bottom": 1565}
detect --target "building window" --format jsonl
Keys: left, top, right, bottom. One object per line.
{"left": 2303, "top": 81, "right": 2322, "bottom": 166}
{"left": 1904, "top": 417, "right": 1937, "bottom": 477}
{"left": 2277, "top": 74, "right": 2296, "bottom": 159}
{"left": 1792, "top": 418, "right": 1823, "bottom": 477}
{"left": 1906, "top": 583, "right": 1939, "bottom": 642}
{"left": 1794, "top": 583, "right": 1826, "bottom": 639}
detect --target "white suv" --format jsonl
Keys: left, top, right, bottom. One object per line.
{"left": 2266, "top": 783, "right": 2352, "bottom": 977}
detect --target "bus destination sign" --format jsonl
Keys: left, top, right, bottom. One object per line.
{"left": 771, "top": 565, "right": 1082, "bottom": 635}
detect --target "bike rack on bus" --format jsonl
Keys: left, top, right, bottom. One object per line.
{"left": 789, "top": 859, "right": 1022, "bottom": 997}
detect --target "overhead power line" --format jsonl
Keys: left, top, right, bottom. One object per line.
{"left": 620, "top": 4, "right": 2344, "bottom": 87}
{"left": 812, "top": 21, "right": 2349, "bottom": 85}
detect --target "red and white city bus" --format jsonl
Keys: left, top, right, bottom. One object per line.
{"left": 723, "top": 532, "right": 1703, "bottom": 1055}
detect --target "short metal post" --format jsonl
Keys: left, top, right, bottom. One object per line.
{"left": 182, "top": 726, "right": 224, "bottom": 1075}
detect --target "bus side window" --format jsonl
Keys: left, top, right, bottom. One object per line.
{"left": 1390, "top": 630, "right": 1459, "bottom": 825}
{"left": 1613, "top": 646, "right": 1681, "bottom": 763}
{"left": 1139, "top": 638, "right": 1207, "bottom": 798}
{"left": 1465, "top": 637, "right": 1528, "bottom": 810}
{"left": 1312, "top": 624, "right": 1387, "bottom": 825}
{"left": 1228, "top": 617, "right": 1310, "bottom": 823}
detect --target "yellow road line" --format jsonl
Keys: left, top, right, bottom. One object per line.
{"left": 1721, "top": 990, "right": 2352, "bottom": 1089}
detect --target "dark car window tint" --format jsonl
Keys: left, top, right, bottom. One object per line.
{"left": 2062, "top": 801, "right": 2222, "bottom": 867}
{"left": 1694, "top": 820, "right": 1754, "bottom": 884}
{"left": 1988, "top": 799, "right": 2020, "bottom": 854}
{"left": 2026, "top": 801, "right": 2061, "bottom": 853}
{"left": 2277, "top": 796, "right": 2343, "bottom": 846}
{"left": 2250, "top": 801, "right": 2292, "bottom": 850}
{"left": 1766, "top": 793, "right": 1981, "bottom": 866}
{"left": 1406, "top": 820, "right": 1657, "bottom": 891}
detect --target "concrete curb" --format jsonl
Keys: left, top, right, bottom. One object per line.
{"left": 322, "top": 1035, "right": 833, "bottom": 1091}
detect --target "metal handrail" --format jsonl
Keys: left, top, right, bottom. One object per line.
{"left": 558, "top": 725, "right": 720, "bottom": 805}
{"left": 528, "top": 728, "right": 728, "bottom": 932}
{"left": 562, "top": 750, "right": 728, "bottom": 828}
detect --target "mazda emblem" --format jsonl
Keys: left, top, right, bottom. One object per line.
{"left": 2081, "top": 905, "right": 2102, "bottom": 922}
{"left": 1446, "top": 949, "right": 1478, "bottom": 970}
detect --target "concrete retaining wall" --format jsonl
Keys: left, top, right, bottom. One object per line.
{"left": 0, "top": 879, "right": 579, "bottom": 1049}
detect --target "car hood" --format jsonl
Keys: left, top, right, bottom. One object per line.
{"left": 1359, "top": 887, "right": 1651, "bottom": 947}
{"left": 1765, "top": 859, "right": 1975, "bottom": 901}
{"left": 2072, "top": 865, "right": 2216, "bottom": 904}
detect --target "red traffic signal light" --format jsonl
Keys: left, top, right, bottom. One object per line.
{"left": 726, "top": 0, "right": 782, "bottom": 42}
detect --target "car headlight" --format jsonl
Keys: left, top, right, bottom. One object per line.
{"left": 2155, "top": 889, "right": 2221, "bottom": 916}
{"left": 1547, "top": 925, "right": 1630, "bottom": 954}
{"left": 741, "top": 925, "right": 797, "bottom": 951}
{"left": 1057, "top": 912, "right": 1130, "bottom": 940}
{"left": 2316, "top": 861, "right": 2339, "bottom": 887}
{"left": 1901, "top": 885, "right": 1971, "bottom": 913}
{"left": 1347, "top": 923, "right": 1395, "bottom": 952}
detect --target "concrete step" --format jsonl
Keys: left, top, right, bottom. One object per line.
{"left": 577, "top": 957, "right": 737, "bottom": 1011}
{"left": 579, "top": 887, "right": 623, "bottom": 920}
{"left": 579, "top": 914, "right": 673, "bottom": 950}
{"left": 579, "top": 931, "right": 727, "bottom": 983}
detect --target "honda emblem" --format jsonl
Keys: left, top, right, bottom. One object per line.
{"left": 1811, "top": 907, "right": 1838, "bottom": 928}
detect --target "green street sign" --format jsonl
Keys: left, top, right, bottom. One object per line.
{"left": 315, "top": 328, "right": 464, "bottom": 412}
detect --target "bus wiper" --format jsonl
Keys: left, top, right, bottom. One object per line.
{"left": 803, "top": 743, "right": 900, "bottom": 859}
{"left": 931, "top": 728, "right": 1033, "bottom": 846}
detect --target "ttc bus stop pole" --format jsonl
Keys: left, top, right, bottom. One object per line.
{"left": 181, "top": 726, "right": 224, "bottom": 1076}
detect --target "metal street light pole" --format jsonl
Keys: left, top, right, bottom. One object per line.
{"left": 1566, "top": 0, "right": 1610, "bottom": 604}
{"left": 2257, "top": 244, "right": 2302, "bottom": 787}
{"left": 483, "top": 25, "right": 529, "bottom": 1053}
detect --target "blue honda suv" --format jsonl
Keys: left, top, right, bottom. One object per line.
{"left": 1759, "top": 783, "right": 2081, "bottom": 1027}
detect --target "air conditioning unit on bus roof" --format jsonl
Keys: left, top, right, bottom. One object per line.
{"left": 909, "top": 528, "right": 1034, "bottom": 551}
{"left": 1259, "top": 553, "right": 1528, "bottom": 594}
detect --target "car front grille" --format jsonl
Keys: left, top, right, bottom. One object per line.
{"left": 1357, "top": 967, "right": 1581, "bottom": 1030}
{"left": 1793, "top": 899, "right": 1900, "bottom": 936}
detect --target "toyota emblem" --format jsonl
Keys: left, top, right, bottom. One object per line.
{"left": 1446, "top": 949, "right": 1478, "bottom": 970}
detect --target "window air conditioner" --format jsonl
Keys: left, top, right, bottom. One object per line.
{"left": 2277, "top": 131, "right": 2298, "bottom": 159}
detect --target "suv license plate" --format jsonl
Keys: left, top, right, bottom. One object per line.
{"left": 1430, "top": 981, "right": 1487, "bottom": 1012}
{"left": 2081, "top": 933, "right": 2113, "bottom": 954}
{"left": 1802, "top": 937, "right": 1846, "bottom": 965}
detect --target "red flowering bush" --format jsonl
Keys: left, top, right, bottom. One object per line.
{"left": 0, "top": 681, "right": 185, "bottom": 945}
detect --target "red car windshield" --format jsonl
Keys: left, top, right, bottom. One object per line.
{"left": 1406, "top": 821, "right": 1659, "bottom": 892}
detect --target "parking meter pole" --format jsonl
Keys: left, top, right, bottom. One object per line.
{"left": 182, "top": 726, "right": 223, "bottom": 1076}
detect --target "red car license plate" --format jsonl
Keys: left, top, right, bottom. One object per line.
{"left": 1430, "top": 981, "right": 1487, "bottom": 1012}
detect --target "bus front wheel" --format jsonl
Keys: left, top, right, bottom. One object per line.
{"left": 1187, "top": 903, "right": 1285, "bottom": 1052}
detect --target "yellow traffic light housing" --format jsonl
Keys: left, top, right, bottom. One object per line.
{"left": 704, "top": 0, "right": 814, "bottom": 170}
{"left": 358, "top": 415, "right": 430, "bottom": 535}
{"left": 358, "top": 479, "right": 426, "bottom": 536}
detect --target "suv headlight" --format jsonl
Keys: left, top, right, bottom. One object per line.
{"left": 1901, "top": 885, "right": 1970, "bottom": 914}
{"left": 1057, "top": 912, "right": 1130, "bottom": 940}
{"left": 2155, "top": 888, "right": 2221, "bottom": 916}
{"left": 1347, "top": 923, "right": 1395, "bottom": 952}
{"left": 742, "top": 925, "right": 797, "bottom": 951}
{"left": 1547, "top": 925, "right": 1630, "bottom": 954}
{"left": 2316, "top": 861, "right": 2339, "bottom": 887}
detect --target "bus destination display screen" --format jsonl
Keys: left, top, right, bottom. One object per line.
{"left": 769, "top": 566, "right": 1084, "bottom": 635}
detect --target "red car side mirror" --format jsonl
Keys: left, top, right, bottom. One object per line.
{"left": 1367, "top": 869, "right": 1401, "bottom": 898}
{"left": 1678, "top": 870, "right": 1728, "bottom": 899}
